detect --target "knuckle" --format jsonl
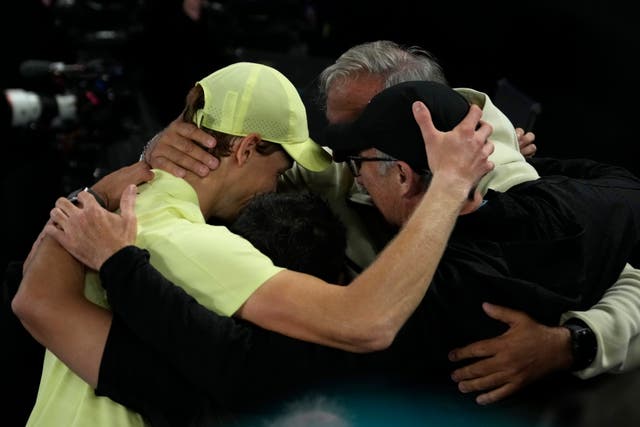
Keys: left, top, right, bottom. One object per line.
{"left": 178, "top": 138, "right": 194, "bottom": 153}
{"left": 152, "top": 156, "right": 168, "bottom": 170}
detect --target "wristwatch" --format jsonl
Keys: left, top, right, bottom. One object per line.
{"left": 67, "top": 187, "right": 107, "bottom": 209}
{"left": 563, "top": 318, "right": 597, "bottom": 371}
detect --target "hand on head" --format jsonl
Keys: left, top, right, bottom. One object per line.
{"left": 45, "top": 185, "right": 139, "bottom": 271}
{"left": 412, "top": 101, "right": 495, "bottom": 199}
{"left": 143, "top": 116, "right": 220, "bottom": 178}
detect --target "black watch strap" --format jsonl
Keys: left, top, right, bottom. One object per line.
{"left": 67, "top": 187, "right": 107, "bottom": 209}
{"left": 563, "top": 319, "right": 597, "bottom": 371}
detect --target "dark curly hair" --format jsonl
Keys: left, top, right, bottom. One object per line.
{"left": 229, "top": 191, "right": 347, "bottom": 283}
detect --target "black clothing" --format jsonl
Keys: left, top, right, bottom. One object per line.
{"left": 97, "top": 247, "right": 385, "bottom": 426}
{"left": 96, "top": 158, "right": 640, "bottom": 425}
{"left": 416, "top": 158, "right": 640, "bottom": 355}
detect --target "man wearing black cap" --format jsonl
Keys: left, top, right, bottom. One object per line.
{"left": 322, "top": 80, "right": 640, "bottom": 351}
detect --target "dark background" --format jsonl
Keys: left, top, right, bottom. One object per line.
{"left": 1, "top": 1, "right": 639, "bottom": 426}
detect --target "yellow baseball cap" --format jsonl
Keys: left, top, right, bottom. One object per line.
{"left": 193, "top": 62, "right": 331, "bottom": 172}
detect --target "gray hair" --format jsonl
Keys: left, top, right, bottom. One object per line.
{"left": 317, "top": 40, "right": 448, "bottom": 109}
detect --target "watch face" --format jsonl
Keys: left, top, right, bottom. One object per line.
{"left": 66, "top": 187, "right": 106, "bottom": 209}
{"left": 566, "top": 322, "right": 597, "bottom": 371}
{"left": 67, "top": 189, "right": 84, "bottom": 205}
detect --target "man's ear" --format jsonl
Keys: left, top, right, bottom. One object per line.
{"left": 234, "top": 133, "right": 261, "bottom": 165}
{"left": 396, "top": 161, "right": 423, "bottom": 197}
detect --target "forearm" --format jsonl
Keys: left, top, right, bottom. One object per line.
{"left": 561, "top": 264, "right": 640, "bottom": 378}
{"left": 343, "top": 176, "right": 466, "bottom": 345}
{"left": 11, "top": 236, "right": 110, "bottom": 388}
{"left": 241, "top": 175, "right": 468, "bottom": 352}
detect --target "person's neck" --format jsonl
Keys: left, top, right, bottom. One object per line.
{"left": 398, "top": 195, "right": 422, "bottom": 227}
{"left": 182, "top": 168, "right": 230, "bottom": 220}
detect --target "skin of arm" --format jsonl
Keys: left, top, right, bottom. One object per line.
{"left": 12, "top": 185, "right": 144, "bottom": 388}
{"left": 12, "top": 234, "right": 111, "bottom": 389}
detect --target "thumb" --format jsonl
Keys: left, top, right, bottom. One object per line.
{"left": 482, "top": 302, "right": 523, "bottom": 326}
{"left": 412, "top": 101, "right": 436, "bottom": 144}
{"left": 119, "top": 185, "right": 137, "bottom": 221}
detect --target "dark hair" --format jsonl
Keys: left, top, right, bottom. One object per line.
{"left": 229, "top": 191, "right": 347, "bottom": 283}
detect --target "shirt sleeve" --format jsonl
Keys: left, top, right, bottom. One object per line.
{"left": 561, "top": 263, "right": 640, "bottom": 378}
{"left": 141, "top": 224, "right": 283, "bottom": 316}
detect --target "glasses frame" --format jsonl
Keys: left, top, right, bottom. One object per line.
{"left": 346, "top": 155, "right": 396, "bottom": 177}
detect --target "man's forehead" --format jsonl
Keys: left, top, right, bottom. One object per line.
{"left": 326, "top": 76, "right": 384, "bottom": 124}
{"left": 358, "top": 147, "right": 377, "bottom": 156}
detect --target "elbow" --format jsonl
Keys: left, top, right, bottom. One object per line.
{"left": 347, "top": 319, "right": 398, "bottom": 353}
{"left": 11, "top": 286, "right": 31, "bottom": 324}
{"left": 11, "top": 281, "right": 48, "bottom": 333}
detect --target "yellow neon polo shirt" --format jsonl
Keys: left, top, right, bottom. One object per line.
{"left": 28, "top": 170, "right": 284, "bottom": 427}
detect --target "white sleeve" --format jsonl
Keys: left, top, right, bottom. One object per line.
{"left": 560, "top": 263, "right": 640, "bottom": 379}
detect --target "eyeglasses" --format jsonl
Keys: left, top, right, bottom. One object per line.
{"left": 346, "top": 156, "right": 395, "bottom": 177}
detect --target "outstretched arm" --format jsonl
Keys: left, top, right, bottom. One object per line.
{"left": 236, "top": 103, "right": 495, "bottom": 352}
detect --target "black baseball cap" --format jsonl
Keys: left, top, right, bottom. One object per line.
{"left": 323, "top": 80, "right": 470, "bottom": 173}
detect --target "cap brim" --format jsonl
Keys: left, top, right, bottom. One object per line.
{"left": 282, "top": 138, "right": 333, "bottom": 172}
{"left": 322, "top": 122, "right": 369, "bottom": 163}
